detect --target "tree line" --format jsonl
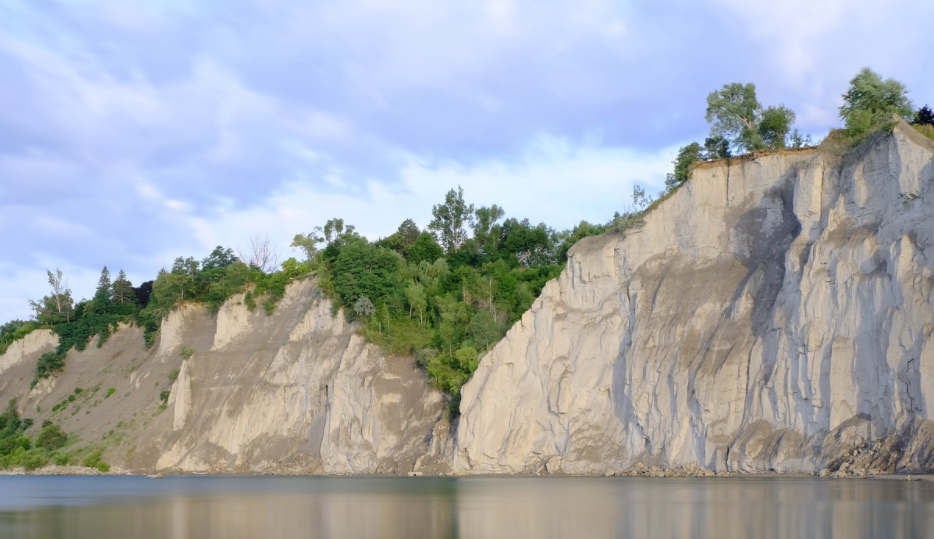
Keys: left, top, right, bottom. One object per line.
{"left": 1, "top": 191, "right": 619, "bottom": 408}
{"left": 661, "top": 67, "right": 932, "bottom": 195}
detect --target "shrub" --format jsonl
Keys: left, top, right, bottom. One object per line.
{"left": 82, "top": 448, "right": 110, "bottom": 472}
{"left": 53, "top": 453, "right": 69, "bottom": 466}
{"left": 22, "top": 453, "right": 48, "bottom": 471}
{"left": 36, "top": 425, "right": 67, "bottom": 450}
{"left": 105, "top": 387, "right": 116, "bottom": 399}
{"left": 32, "top": 351, "right": 66, "bottom": 387}
{"left": 178, "top": 345, "right": 194, "bottom": 360}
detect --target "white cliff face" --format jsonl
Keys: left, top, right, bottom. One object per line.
{"left": 456, "top": 122, "right": 934, "bottom": 475}
{"left": 0, "top": 329, "right": 57, "bottom": 377}
{"left": 149, "top": 279, "right": 446, "bottom": 474}
{"left": 0, "top": 279, "right": 446, "bottom": 475}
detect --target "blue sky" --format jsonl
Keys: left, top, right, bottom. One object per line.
{"left": 2, "top": 0, "right": 933, "bottom": 323}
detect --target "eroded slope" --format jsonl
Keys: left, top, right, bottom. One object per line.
{"left": 456, "top": 122, "right": 934, "bottom": 475}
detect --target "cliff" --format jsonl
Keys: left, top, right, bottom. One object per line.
{"left": 2, "top": 121, "right": 934, "bottom": 476}
{"left": 455, "top": 120, "right": 934, "bottom": 475}
{"left": 0, "top": 280, "right": 449, "bottom": 474}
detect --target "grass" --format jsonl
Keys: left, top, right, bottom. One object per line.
{"left": 913, "top": 123, "right": 934, "bottom": 142}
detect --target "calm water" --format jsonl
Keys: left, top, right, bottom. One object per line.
{"left": 0, "top": 475, "right": 933, "bottom": 538}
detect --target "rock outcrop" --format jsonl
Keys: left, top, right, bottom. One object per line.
{"left": 455, "top": 121, "right": 934, "bottom": 475}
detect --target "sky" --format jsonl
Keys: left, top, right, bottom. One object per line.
{"left": 2, "top": 0, "right": 933, "bottom": 324}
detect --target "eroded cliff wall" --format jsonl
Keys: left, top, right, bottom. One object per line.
{"left": 0, "top": 280, "right": 448, "bottom": 474}
{"left": 456, "top": 122, "right": 934, "bottom": 475}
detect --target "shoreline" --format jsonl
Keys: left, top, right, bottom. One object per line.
{"left": 3, "top": 465, "right": 933, "bottom": 480}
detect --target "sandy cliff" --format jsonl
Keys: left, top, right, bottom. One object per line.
{"left": 456, "top": 121, "right": 934, "bottom": 475}
{"left": 0, "top": 280, "right": 448, "bottom": 474}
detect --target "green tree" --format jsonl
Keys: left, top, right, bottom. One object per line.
{"left": 705, "top": 83, "right": 799, "bottom": 152}
{"left": 467, "top": 309, "right": 500, "bottom": 350}
{"left": 291, "top": 230, "right": 324, "bottom": 261}
{"left": 556, "top": 221, "right": 607, "bottom": 263}
{"left": 499, "top": 218, "right": 556, "bottom": 266}
{"left": 404, "top": 232, "right": 443, "bottom": 264}
{"left": 0, "top": 320, "right": 29, "bottom": 349}
{"left": 322, "top": 218, "right": 358, "bottom": 246}
{"left": 405, "top": 282, "right": 428, "bottom": 325}
{"left": 29, "top": 269, "right": 74, "bottom": 325}
{"left": 631, "top": 185, "right": 653, "bottom": 212}
{"left": 36, "top": 424, "right": 67, "bottom": 450}
{"left": 429, "top": 186, "right": 475, "bottom": 253}
{"left": 111, "top": 270, "right": 135, "bottom": 305}
{"left": 706, "top": 82, "right": 764, "bottom": 152}
{"left": 331, "top": 242, "right": 404, "bottom": 314}
{"left": 839, "top": 68, "right": 914, "bottom": 136}
{"left": 88, "top": 266, "right": 113, "bottom": 314}
{"left": 201, "top": 246, "right": 238, "bottom": 270}
{"left": 914, "top": 105, "right": 934, "bottom": 126}
{"left": 472, "top": 205, "right": 505, "bottom": 254}
{"left": 665, "top": 142, "right": 703, "bottom": 190}
{"left": 702, "top": 135, "right": 731, "bottom": 159}
{"left": 758, "top": 106, "right": 796, "bottom": 149}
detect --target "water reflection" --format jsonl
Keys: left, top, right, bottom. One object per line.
{"left": 0, "top": 476, "right": 933, "bottom": 538}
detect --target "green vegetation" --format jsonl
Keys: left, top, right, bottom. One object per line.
{"left": 35, "top": 424, "right": 67, "bottom": 450}
{"left": 82, "top": 448, "right": 110, "bottom": 473}
{"left": 839, "top": 68, "right": 913, "bottom": 139}
{"left": 178, "top": 345, "right": 194, "bottom": 360}
{"left": 0, "top": 399, "right": 71, "bottom": 471}
{"left": 705, "top": 82, "right": 799, "bottom": 154}
{"left": 0, "top": 320, "right": 40, "bottom": 356}
{"left": 12, "top": 243, "right": 316, "bottom": 385}
{"left": 297, "top": 195, "right": 613, "bottom": 410}
{"left": 663, "top": 81, "right": 812, "bottom": 193}
{"left": 105, "top": 387, "right": 116, "bottom": 399}
{"left": 911, "top": 105, "right": 934, "bottom": 142}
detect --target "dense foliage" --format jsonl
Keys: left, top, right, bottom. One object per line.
{"left": 0, "top": 400, "right": 72, "bottom": 471}
{"left": 299, "top": 194, "right": 617, "bottom": 409}
{"left": 839, "top": 68, "right": 914, "bottom": 138}
{"left": 17, "top": 244, "right": 314, "bottom": 386}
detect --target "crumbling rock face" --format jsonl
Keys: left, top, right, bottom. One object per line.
{"left": 455, "top": 121, "right": 934, "bottom": 475}
{"left": 0, "top": 280, "right": 448, "bottom": 475}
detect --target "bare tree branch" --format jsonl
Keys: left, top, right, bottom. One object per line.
{"left": 238, "top": 234, "right": 280, "bottom": 273}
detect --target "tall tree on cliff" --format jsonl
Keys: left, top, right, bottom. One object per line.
{"left": 705, "top": 83, "right": 796, "bottom": 153}
{"left": 28, "top": 269, "right": 74, "bottom": 325}
{"left": 839, "top": 68, "right": 913, "bottom": 137}
{"left": 429, "top": 186, "right": 475, "bottom": 254}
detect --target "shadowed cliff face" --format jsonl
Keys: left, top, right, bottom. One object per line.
{"left": 455, "top": 121, "right": 934, "bottom": 475}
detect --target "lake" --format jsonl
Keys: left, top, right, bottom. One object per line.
{"left": 0, "top": 475, "right": 932, "bottom": 538}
